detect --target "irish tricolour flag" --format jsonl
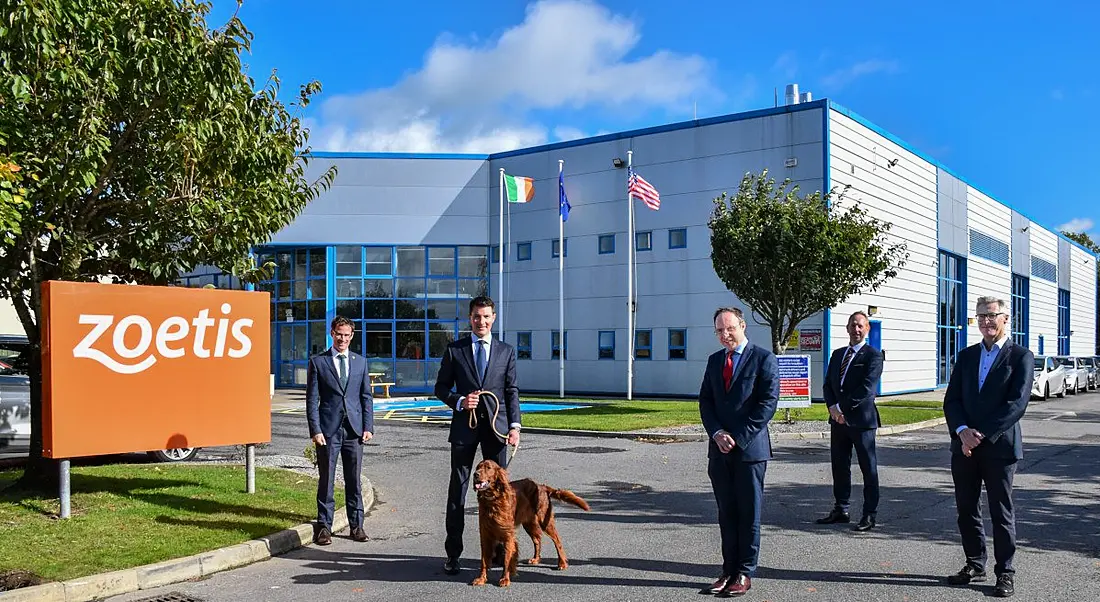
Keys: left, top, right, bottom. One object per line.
{"left": 504, "top": 174, "right": 535, "bottom": 203}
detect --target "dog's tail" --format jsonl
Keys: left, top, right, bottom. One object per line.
{"left": 547, "top": 487, "right": 590, "bottom": 511}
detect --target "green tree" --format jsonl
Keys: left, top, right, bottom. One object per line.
{"left": 0, "top": 0, "right": 334, "bottom": 488}
{"left": 0, "top": 158, "right": 28, "bottom": 243}
{"left": 709, "top": 170, "right": 909, "bottom": 355}
{"left": 1061, "top": 230, "right": 1100, "bottom": 254}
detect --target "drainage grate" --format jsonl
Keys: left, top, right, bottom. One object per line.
{"left": 130, "top": 593, "right": 205, "bottom": 602}
{"left": 555, "top": 446, "right": 626, "bottom": 454}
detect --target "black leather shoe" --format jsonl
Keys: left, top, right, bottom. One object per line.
{"left": 313, "top": 527, "right": 332, "bottom": 546}
{"left": 853, "top": 515, "right": 876, "bottom": 531}
{"left": 699, "top": 574, "right": 730, "bottom": 595}
{"left": 947, "top": 565, "right": 986, "bottom": 585}
{"left": 443, "top": 557, "right": 461, "bottom": 575}
{"left": 350, "top": 526, "right": 368, "bottom": 542}
{"left": 816, "top": 509, "right": 850, "bottom": 524}
{"left": 993, "top": 574, "right": 1014, "bottom": 597}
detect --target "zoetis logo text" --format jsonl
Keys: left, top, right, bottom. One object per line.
{"left": 73, "top": 303, "right": 254, "bottom": 374}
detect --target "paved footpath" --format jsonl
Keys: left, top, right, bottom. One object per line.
{"left": 113, "top": 393, "right": 1100, "bottom": 602}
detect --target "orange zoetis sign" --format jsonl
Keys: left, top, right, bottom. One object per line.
{"left": 41, "top": 281, "right": 271, "bottom": 458}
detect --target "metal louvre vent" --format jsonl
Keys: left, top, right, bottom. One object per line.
{"left": 969, "top": 229, "right": 1010, "bottom": 267}
{"left": 129, "top": 593, "right": 205, "bottom": 602}
{"left": 1031, "top": 256, "right": 1058, "bottom": 282}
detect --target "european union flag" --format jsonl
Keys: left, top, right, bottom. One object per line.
{"left": 559, "top": 171, "right": 571, "bottom": 222}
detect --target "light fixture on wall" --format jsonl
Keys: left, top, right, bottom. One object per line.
{"left": 612, "top": 157, "right": 625, "bottom": 168}
{"left": 867, "top": 305, "right": 879, "bottom": 316}
{"left": 967, "top": 317, "right": 976, "bottom": 326}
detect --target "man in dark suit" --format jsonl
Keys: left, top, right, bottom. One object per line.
{"left": 306, "top": 315, "right": 375, "bottom": 546}
{"left": 433, "top": 296, "right": 521, "bottom": 576}
{"left": 817, "top": 311, "right": 885, "bottom": 531}
{"left": 943, "top": 295, "right": 1032, "bottom": 598}
{"left": 698, "top": 307, "right": 779, "bottom": 598}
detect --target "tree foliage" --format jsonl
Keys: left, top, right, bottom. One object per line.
{"left": 709, "top": 171, "right": 909, "bottom": 354}
{"left": 1061, "top": 230, "right": 1100, "bottom": 254}
{"left": 0, "top": 0, "right": 334, "bottom": 486}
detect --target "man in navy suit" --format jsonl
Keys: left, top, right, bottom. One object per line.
{"left": 943, "top": 296, "right": 1031, "bottom": 598}
{"left": 817, "top": 311, "right": 885, "bottom": 531}
{"left": 306, "top": 315, "right": 375, "bottom": 546}
{"left": 698, "top": 307, "right": 779, "bottom": 598}
{"left": 433, "top": 296, "right": 521, "bottom": 576}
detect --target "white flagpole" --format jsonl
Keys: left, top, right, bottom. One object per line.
{"left": 506, "top": 183, "right": 512, "bottom": 342}
{"left": 498, "top": 168, "right": 505, "bottom": 340}
{"left": 626, "top": 150, "right": 634, "bottom": 401}
{"left": 559, "top": 159, "right": 566, "bottom": 399}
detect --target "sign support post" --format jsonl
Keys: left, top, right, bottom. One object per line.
{"left": 246, "top": 444, "right": 256, "bottom": 494}
{"left": 59, "top": 459, "right": 71, "bottom": 519}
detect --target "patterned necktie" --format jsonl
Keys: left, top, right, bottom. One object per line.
{"left": 722, "top": 351, "right": 734, "bottom": 390}
{"left": 476, "top": 340, "right": 488, "bottom": 383}
{"left": 838, "top": 347, "right": 855, "bottom": 384}
{"left": 337, "top": 354, "right": 348, "bottom": 389}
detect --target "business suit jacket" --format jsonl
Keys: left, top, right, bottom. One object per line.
{"left": 943, "top": 340, "right": 1032, "bottom": 460}
{"left": 698, "top": 343, "right": 780, "bottom": 461}
{"left": 306, "top": 349, "right": 375, "bottom": 439}
{"left": 434, "top": 335, "right": 520, "bottom": 445}
{"left": 823, "top": 345, "right": 884, "bottom": 429}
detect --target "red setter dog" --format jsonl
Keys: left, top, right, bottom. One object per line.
{"left": 470, "top": 459, "right": 590, "bottom": 587}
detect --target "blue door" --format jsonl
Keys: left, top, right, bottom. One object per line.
{"left": 869, "top": 320, "right": 883, "bottom": 396}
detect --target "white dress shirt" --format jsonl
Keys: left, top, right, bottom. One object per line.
{"left": 331, "top": 347, "right": 350, "bottom": 376}
{"left": 957, "top": 334, "right": 1009, "bottom": 434}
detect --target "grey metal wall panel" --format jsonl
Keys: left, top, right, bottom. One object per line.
{"left": 936, "top": 168, "right": 967, "bottom": 255}
{"left": 1059, "top": 238, "right": 1071, "bottom": 289}
{"left": 1011, "top": 211, "right": 1030, "bottom": 276}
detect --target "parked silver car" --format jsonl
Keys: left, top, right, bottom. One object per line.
{"left": 1033, "top": 355, "right": 1068, "bottom": 400}
{"left": 0, "top": 335, "right": 198, "bottom": 462}
{"left": 1055, "top": 356, "right": 1089, "bottom": 395}
{"left": 1081, "top": 356, "right": 1098, "bottom": 390}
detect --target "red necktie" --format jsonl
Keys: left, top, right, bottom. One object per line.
{"left": 723, "top": 351, "right": 733, "bottom": 390}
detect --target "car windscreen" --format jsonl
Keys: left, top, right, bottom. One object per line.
{"left": 1056, "top": 357, "right": 1075, "bottom": 368}
{"left": 0, "top": 341, "right": 29, "bottom": 375}
{"left": 1034, "top": 358, "right": 1045, "bottom": 370}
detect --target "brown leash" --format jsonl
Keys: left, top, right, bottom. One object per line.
{"left": 466, "top": 390, "right": 519, "bottom": 461}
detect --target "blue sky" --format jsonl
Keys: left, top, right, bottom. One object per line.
{"left": 210, "top": 0, "right": 1099, "bottom": 239}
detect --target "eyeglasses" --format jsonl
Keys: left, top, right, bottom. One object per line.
{"left": 714, "top": 327, "right": 740, "bottom": 336}
{"left": 976, "top": 313, "right": 1007, "bottom": 321}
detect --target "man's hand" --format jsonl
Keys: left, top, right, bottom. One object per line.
{"left": 960, "top": 428, "right": 984, "bottom": 456}
{"left": 362, "top": 431, "right": 373, "bottom": 443}
{"left": 463, "top": 391, "right": 481, "bottom": 410}
{"left": 714, "top": 431, "right": 736, "bottom": 454}
{"left": 312, "top": 433, "right": 326, "bottom": 446}
{"left": 828, "top": 405, "right": 846, "bottom": 425}
{"left": 507, "top": 428, "right": 520, "bottom": 447}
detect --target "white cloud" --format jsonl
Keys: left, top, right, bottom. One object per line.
{"left": 311, "top": 0, "right": 713, "bottom": 153}
{"left": 772, "top": 51, "right": 798, "bottom": 79}
{"left": 820, "top": 59, "right": 900, "bottom": 90}
{"left": 1058, "top": 217, "right": 1095, "bottom": 233}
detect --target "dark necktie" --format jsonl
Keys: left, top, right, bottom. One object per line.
{"left": 838, "top": 347, "right": 855, "bottom": 384}
{"left": 337, "top": 354, "right": 348, "bottom": 389}
{"left": 476, "top": 340, "right": 488, "bottom": 383}
{"left": 722, "top": 350, "right": 734, "bottom": 390}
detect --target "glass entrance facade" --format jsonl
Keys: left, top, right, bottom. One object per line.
{"left": 256, "top": 244, "right": 489, "bottom": 391}
{"left": 937, "top": 251, "right": 966, "bottom": 385}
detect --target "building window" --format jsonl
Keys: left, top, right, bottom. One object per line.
{"left": 516, "top": 331, "right": 532, "bottom": 359}
{"left": 552, "top": 238, "right": 568, "bottom": 258}
{"left": 635, "top": 231, "right": 652, "bottom": 252}
{"left": 598, "top": 330, "right": 615, "bottom": 359}
{"left": 1058, "top": 288, "right": 1070, "bottom": 355}
{"left": 669, "top": 328, "right": 687, "bottom": 360}
{"left": 491, "top": 245, "right": 502, "bottom": 263}
{"left": 1011, "top": 274, "right": 1029, "bottom": 348}
{"left": 634, "top": 330, "right": 652, "bottom": 359}
{"left": 551, "top": 330, "right": 567, "bottom": 360}
{"left": 598, "top": 234, "right": 615, "bottom": 255}
{"left": 517, "top": 242, "right": 532, "bottom": 262}
{"left": 669, "top": 228, "right": 687, "bottom": 249}
{"left": 937, "top": 251, "right": 966, "bottom": 385}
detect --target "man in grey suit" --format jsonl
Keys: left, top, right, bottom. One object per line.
{"left": 306, "top": 315, "right": 375, "bottom": 546}
{"left": 943, "top": 296, "right": 1032, "bottom": 598}
{"left": 434, "top": 296, "right": 521, "bottom": 575}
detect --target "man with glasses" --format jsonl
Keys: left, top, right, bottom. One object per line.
{"left": 698, "top": 307, "right": 779, "bottom": 598}
{"left": 943, "top": 296, "right": 1032, "bottom": 598}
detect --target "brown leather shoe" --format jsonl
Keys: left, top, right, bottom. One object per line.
{"left": 700, "top": 574, "right": 731, "bottom": 595}
{"left": 350, "top": 526, "right": 368, "bottom": 542}
{"left": 717, "top": 574, "right": 751, "bottom": 597}
{"left": 314, "top": 527, "right": 332, "bottom": 546}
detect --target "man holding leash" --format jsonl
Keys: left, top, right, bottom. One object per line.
{"left": 434, "top": 295, "right": 521, "bottom": 576}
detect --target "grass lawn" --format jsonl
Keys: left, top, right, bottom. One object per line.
{"left": 877, "top": 399, "right": 944, "bottom": 409}
{"left": 0, "top": 464, "right": 333, "bottom": 582}
{"left": 521, "top": 400, "right": 943, "bottom": 431}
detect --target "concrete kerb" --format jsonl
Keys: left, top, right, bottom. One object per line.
{"left": 0, "top": 477, "right": 374, "bottom": 602}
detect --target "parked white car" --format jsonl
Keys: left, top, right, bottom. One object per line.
{"left": 1055, "top": 356, "right": 1089, "bottom": 395}
{"left": 1033, "top": 356, "right": 1068, "bottom": 400}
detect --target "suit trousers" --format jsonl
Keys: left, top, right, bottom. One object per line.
{"left": 708, "top": 453, "right": 767, "bottom": 577}
{"left": 316, "top": 418, "right": 365, "bottom": 530}
{"left": 445, "top": 412, "right": 510, "bottom": 560}
{"left": 951, "top": 452, "right": 1017, "bottom": 575}
{"left": 829, "top": 423, "right": 880, "bottom": 516}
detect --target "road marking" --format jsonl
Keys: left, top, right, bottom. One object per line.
{"left": 1044, "top": 411, "right": 1077, "bottom": 421}
{"left": 385, "top": 410, "right": 396, "bottom": 419}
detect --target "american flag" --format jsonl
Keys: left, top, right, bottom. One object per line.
{"left": 628, "top": 169, "right": 660, "bottom": 211}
